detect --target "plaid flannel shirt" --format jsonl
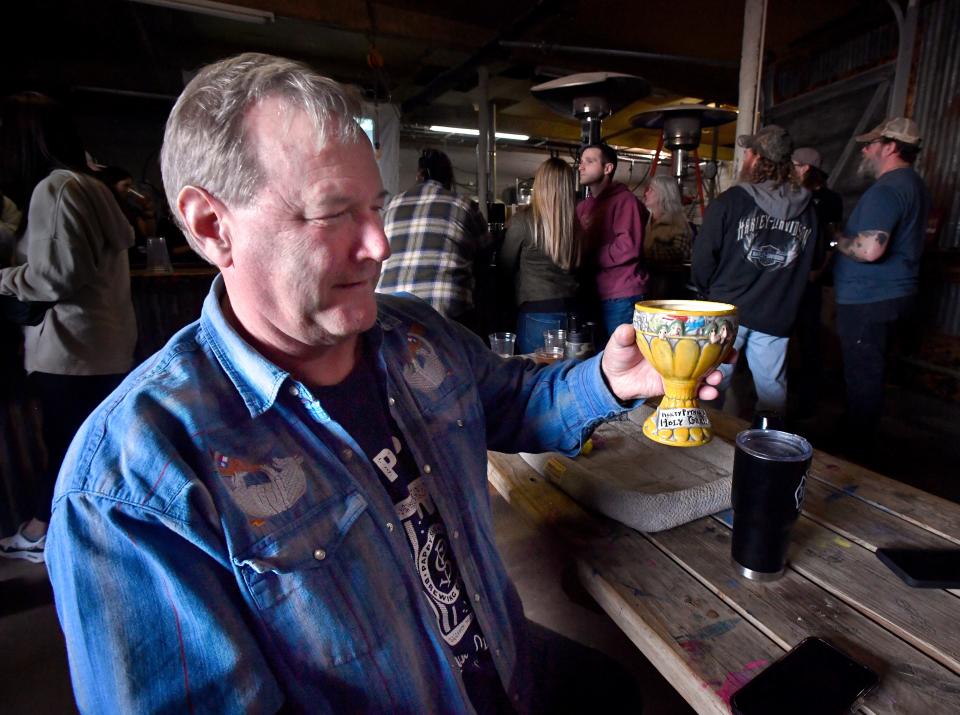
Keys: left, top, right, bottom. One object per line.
{"left": 378, "top": 180, "right": 487, "bottom": 318}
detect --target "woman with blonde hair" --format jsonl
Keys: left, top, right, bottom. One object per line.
{"left": 499, "top": 157, "right": 588, "bottom": 354}
{"left": 642, "top": 174, "right": 694, "bottom": 297}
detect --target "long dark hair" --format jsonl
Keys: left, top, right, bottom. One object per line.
{"left": 0, "top": 92, "right": 88, "bottom": 209}
{"left": 417, "top": 148, "right": 454, "bottom": 191}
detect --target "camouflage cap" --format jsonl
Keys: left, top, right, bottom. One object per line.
{"left": 855, "top": 117, "right": 922, "bottom": 145}
{"left": 737, "top": 125, "right": 793, "bottom": 163}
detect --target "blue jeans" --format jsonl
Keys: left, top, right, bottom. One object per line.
{"left": 717, "top": 326, "right": 789, "bottom": 414}
{"left": 600, "top": 295, "right": 645, "bottom": 345}
{"left": 517, "top": 311, "right": 566, "bottom": 355}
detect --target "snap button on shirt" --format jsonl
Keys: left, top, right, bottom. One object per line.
{"left": 313, "top": 549, "right": 326, "bottom": 561}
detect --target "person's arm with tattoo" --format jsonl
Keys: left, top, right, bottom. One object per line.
{"left": 832, "top": 228, "right": 890, "bottom": 263}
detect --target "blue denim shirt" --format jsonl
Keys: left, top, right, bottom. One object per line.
{"left": 47, "top": 276, "right": 632, "bottom": 714}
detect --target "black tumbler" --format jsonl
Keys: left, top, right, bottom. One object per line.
{"left": 731, "top": 429, "right": 813, "bottom": 581}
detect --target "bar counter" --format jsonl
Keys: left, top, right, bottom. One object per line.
{"left": 130, "top": 266, "right": 217, "bottom": 360}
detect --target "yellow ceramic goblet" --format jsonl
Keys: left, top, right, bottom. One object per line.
{"left": 633, "top": 300, "right": 738, "bottom": 447}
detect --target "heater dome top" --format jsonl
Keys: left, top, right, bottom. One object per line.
{"left": 531, "top": 72, "right": 651, "bottom": 118}
{"left": 629, "top": 104, "right": 738, "bottom": 130}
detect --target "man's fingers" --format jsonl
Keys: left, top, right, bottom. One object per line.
{"left": 611, "top": 323, "right": 637, "bottom": 347}
{"left": 703, "top": 369, "right": 723, "bottom": 386}
{"left": 698, "top": 384, "right": 720, "bottom": 401}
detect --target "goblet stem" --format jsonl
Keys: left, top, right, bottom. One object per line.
{"left": 662, "top": 379, "right": 698, "bottom": 401}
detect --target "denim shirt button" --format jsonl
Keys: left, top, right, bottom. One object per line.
{"left": 341, "top": 449, "right": 353, "bottom": 461}
{"left": 423, "top": 464, "right": 432, "bottom": 474}
{"left": 456, "top": 419, "right": 465, "bottom": 427}
{"left": 388, "top": 397, "right": 396, "bottom": 406}
{"left": 386, "top": 522, "right": 395, "bottom": 532}
{"left": 452, "top": 530, "right": 459, "bottom": 539}
{"left": 289, "top": 385, "right": 299, "bottom": 397}
{"left": 473, "top": 593, "right": 481, "bottom": 602}
{"left": 313, "top": 548, "right": 326, "bottom": 561}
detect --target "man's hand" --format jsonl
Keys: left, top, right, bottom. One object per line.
{"left": 600, "top": 324, "right": 729, "bottom": 402}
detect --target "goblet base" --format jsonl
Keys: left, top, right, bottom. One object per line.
{"left": 642, "top": 397, "right": 713, "bottom": 447}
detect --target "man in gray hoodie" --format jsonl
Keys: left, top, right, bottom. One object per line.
{"left": 692, "top": 125, "right": 819, "bottom": 418}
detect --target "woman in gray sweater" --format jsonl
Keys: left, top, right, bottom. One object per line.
{"left": 0, "top": 93, "right": 136, "bottom": 562}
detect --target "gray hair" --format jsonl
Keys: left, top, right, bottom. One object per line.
{"left": 645, "top": 175, "right": 684, "bottom": 218}
{"left": 160, "top": 52, "right": 364, "bottom": 258}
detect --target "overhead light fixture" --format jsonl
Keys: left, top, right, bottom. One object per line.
{"left": 127, "top": 0, "right": 275, "bottom": 24}
{"left": 429, "top": 126, "right": 530, "bottom": 142}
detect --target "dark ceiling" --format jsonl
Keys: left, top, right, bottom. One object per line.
{"left": 6, "top": 0, "right": 893, "bottom": 152}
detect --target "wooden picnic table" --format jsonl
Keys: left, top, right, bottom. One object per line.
{"left": 487, "top": 405, "right": 960, "bottom": 714}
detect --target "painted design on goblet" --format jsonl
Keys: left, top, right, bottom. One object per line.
{"left": 633, "top": 300, "right": 738, "bottom": 447}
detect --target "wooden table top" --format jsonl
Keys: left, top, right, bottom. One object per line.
{"left": 487, "top": 406, "right": 960, "bottom": 714}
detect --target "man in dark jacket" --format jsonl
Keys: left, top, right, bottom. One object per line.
{"left": 692, "top": 125, "right": 819, "bottom": 418}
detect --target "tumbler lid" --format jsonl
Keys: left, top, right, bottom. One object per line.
{"left": 736, "top": 429, "right": 812, "bottom": 462}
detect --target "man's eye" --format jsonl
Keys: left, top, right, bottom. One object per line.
{"left": 307, "top": 211, "right": 347, "bottom": 223}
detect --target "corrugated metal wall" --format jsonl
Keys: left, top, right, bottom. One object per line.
{"left": 772, "top": 24, "right": 898, "bottom": 104}
{"left": 913, "top": 0, "right": 960, "bottom": 251}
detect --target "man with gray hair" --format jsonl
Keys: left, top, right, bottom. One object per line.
{"left": 46, "top": 53, "right": 724, "bottom": 714}
{"left": 832, "top": 117, "right": 930, "bottom": 453}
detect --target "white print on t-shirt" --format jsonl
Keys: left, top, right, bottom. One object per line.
{"left": 395, "top": 477, "right": 436, "bottom": 521}
{"left": 407, "top": 519, "right": 474, "bottom": 646}
{"left": 373, "top": 436, "right": 404, "bottom": 482}
{"left": 737, "top": 209, "right": 812, "bottom": 270}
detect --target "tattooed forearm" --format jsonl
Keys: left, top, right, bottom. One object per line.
{"left": 835, "top": 230, "right": 890, "bottom": 262}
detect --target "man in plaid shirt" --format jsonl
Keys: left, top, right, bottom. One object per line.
{"left": 378, "top": 149, "right": 488, "bottom": 332}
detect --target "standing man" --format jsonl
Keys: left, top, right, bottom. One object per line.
{"left": 693, "top": 125, "right": 819, "bottom": 419}
{"left": 576, "top": 142, "right": 648, "bottom": 343}
{"left": 377, "top": 148, "right": 488, "bottom": 335}
{"left": 832, "top": 117, "right": 930, "bottom": 451}
{"left": 46, "top": 53, "right": 724, "bottom": 714}
{"left": 791, "top": 147, "right": 841, "bottom": 418}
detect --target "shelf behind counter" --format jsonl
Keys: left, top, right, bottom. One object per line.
{"left": 130, "top": 266, "right": 218, "bottom": 360}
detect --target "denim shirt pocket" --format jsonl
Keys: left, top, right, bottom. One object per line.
{"left": 232, "top": 491, "right": 374, "bottom": 668}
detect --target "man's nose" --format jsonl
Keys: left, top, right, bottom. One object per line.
{"left": 359, "top": 215, "right": 391, "bottom": 262}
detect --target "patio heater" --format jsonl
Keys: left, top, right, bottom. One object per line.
{"left": 629, "top": 104, "right": 737, "bottom": 215}
{"left": 531, "top": 72, "right": 651, "bottom": 146}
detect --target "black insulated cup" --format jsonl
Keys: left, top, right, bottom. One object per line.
{"left": 731, "top": 429, "right": 813, "bottom": 581}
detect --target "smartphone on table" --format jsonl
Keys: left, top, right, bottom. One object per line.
{"left": 731, "top": 636, "right": 879, "bottom": 715}
{"left": 876, "top": 548, "right": 960, "bottom": 588}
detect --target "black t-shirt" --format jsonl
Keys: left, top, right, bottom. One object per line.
{"left": 314, "top": 348, "right": 512, "bottom": 713}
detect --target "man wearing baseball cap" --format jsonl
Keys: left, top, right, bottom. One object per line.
{"left": 693, "top": 125, "right": 819, "bottom": 420}
{"left": 832, "top": 117, "right": 931, "bottom": 452}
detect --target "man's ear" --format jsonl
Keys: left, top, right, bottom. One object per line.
{"left": 880, "top": 141, "right": 899, "bottom": 160}
{"left": 178, "top": 186, "right": 232, "bottom": 267}
{"left": 604, "top": 162, "right": 615, "bottom": 177}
